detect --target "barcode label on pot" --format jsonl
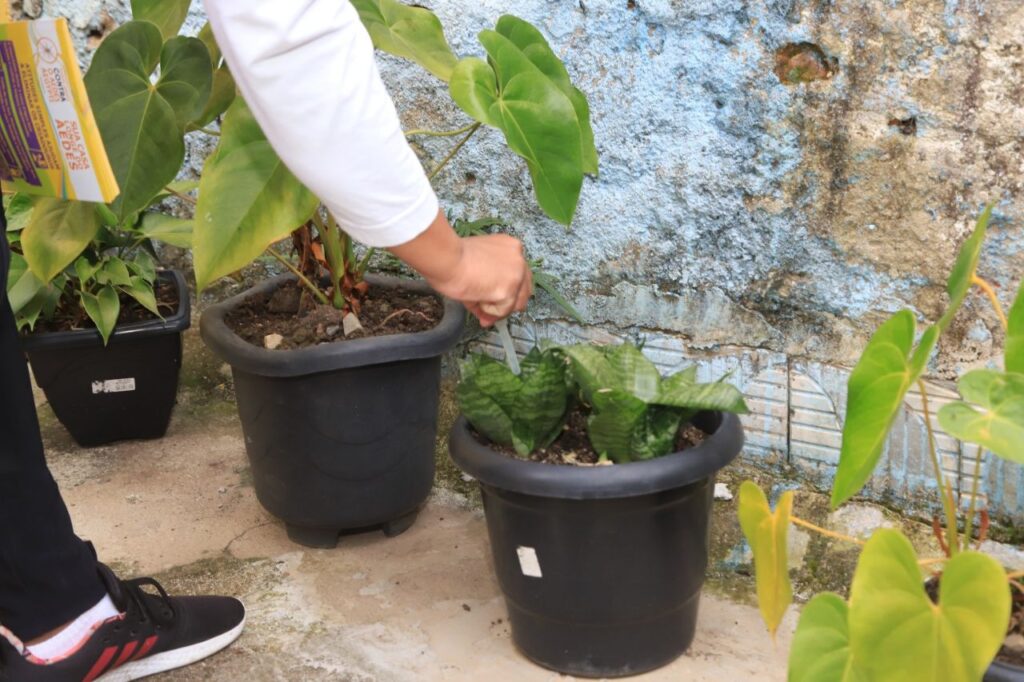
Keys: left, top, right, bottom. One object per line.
{"left": 516, "top": 546, "right": 542, "bottom": 578}
{"left": 91, "top": 378, "right": 136, "bottom": 394}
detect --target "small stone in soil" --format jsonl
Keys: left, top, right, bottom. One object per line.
{"left": 343, "top": 312, "right": 363, "bottom": 336}
{"left": 326, "top": 324, "right": 340, "bottom": 337}
{"left": 264, "top": 333, "right": 284, "bottom": 350}
{"left": 1005, "top": 633, "right": 1024, "bottom": 655}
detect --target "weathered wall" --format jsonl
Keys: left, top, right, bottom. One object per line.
{"left": 15, "top": 0, "right": 1024, "bottom": 519}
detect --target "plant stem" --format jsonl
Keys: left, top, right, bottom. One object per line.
{"left": 1008, "top": 570, "right": 1024, "bottom": 581}
{"left": 355, "top": 247, "right": 376, "bottom": 278}
{"left": 972, "top": 275, "right": 1009, "bottom": 330}
{"left": 427, "top": 123, "right": 482, "bottom": 182}
{"left": 405, "top": 122, "right": 478, "bottom": 138}
{"left": 163, "top": 185, "right": 196, "bottom": 205}
{"left": 314, "top": 211, "right": 346, "bottom": 310}
{"left": 267, "top": 246, "right": 329, "bottom": 306}
{"left": 918, "top": 380, "right": 961, "bottom": 555}
{"left": 962, "top": 443, "right": 985, "bottom": 549}
{"left": 790, "top": 516, "right": 865, "bottom": 546}
{"left": 198, "top": 126, "right": 221, "bottom": 136}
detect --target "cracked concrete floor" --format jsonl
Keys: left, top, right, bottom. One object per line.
{"left": 31, "top": 340, "right": 791, "bottom": 681}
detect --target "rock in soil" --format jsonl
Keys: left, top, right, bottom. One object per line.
{"left": 343, "top": 312, "right": 364, "bottom": 337}
{"left": 264, "top": 333, "right": 284, "bottom": 350}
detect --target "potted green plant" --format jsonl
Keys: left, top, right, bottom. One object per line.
{"left": 4, "top": 1, "right": 226, "bottom": 446}
{"left": 737, "top": 205, "right": 1024, "bottom": 681}
{"left": 448, "top": 340, "right": 749, "bottom": 676}
{"left": 195, "top": 2, "right": 596, "bottom": 548}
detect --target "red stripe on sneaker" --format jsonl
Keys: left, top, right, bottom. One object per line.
{"left": 111, "top": 640, "right": 138, "bottom": 668}
{"left": 130, "top": 635, "right": 158, "bottom": 661}
{"left": 82, "top": 646, "right": 118, "bottom": 682}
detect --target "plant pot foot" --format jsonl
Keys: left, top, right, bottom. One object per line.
{"left": 382, "top": 510, "right": 419, "bottom": 538}
{"left": 286, "top": 523, "right": 340, "bottom": 549}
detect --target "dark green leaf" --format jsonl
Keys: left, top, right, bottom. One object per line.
{"left": 628, "top": 405, "right": 684, "bottom": 460}
{"left": 655, "top": 372, "right": 750, "bottom": 414}
{"left": 351, "top": 0, "right": 457, "bottom": 82}
{"left": 587, "top": 389, "right": 648, "bottom": 462}
{"left": 131, "top": 0, "right": 191, "bottom": 40}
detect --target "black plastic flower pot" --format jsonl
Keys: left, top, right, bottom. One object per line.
{"left": 448, "top": 410, "right": 744, "bottom": 678}
{"left": 987, "top": 660, "right": 1024, "bottom": 681}
{"left": 21, "top": 270, "right": 190, "bottom": 448}
{"left": 200, "top": 274, "right": 465, "bottom": 549}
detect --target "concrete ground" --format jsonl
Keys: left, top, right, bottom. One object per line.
{"left": 32, "top": 328, "right": 797, "bottom": 681}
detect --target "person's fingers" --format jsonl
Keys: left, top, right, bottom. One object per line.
{"left": 466, "top": 302, "right": 499, "bottom": 327}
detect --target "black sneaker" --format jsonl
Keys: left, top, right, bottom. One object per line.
{"left": 0, "top": 564, "right": 245, "bottom": 681}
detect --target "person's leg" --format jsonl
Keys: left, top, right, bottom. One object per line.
{"left": 0, "top": 225, "right": 107, "bottom": 642}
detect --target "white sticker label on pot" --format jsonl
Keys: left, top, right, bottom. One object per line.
{"left": 516, "top": 546, "right": 542, "bottom": 578}
{"left": 91, "top": 378, "right": 136, "bottom": 394}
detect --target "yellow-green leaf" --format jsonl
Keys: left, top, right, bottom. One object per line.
{"left": 351, "top": 0, "right": 457, "bottom": 82}
{"left": 21, "top": 199, "right": 101, "bottom": 283}
{"left": 80, "top": 285, "right": 121, "bottom": 345}
{"left": 738, "top": 481, "right": 793, "bottom": 638}
{"left": 788, "top": 593, "right": 866, "bottom": 682}
{"left": 1008, "top": 280, "right": 1023, "bottom": 375}
{"left": 939, "top": 203, "right": 994, "bottom": 331}
{"left": 938, "top": 370, "right": 1024, "bottom": 463}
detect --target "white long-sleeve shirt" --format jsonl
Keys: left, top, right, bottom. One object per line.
{"left": 203, "top": 0, "right": 439, "bottom": 247}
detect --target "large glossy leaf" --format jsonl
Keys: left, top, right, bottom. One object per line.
{"left": 737, "top": 481, "right": 793, "bottom": 638}
{"left": 137, "top": 213, "right": 193, "bottom": 248}
{"left": 831, "top": 311, "right": 919, "bottom": 508}
{"left": 5, "top": 251, "right": 44, "bottom": 315}
{"left": 655, "top": 372, "right": 750, "bottom": 414}
{"left": 1008, "top": 280, "right": 1023, "bottom": 375}
{"left": 938, "top": 370, "right": 1024, "bottom": 463}
{"left": 193, "top": 97, "right": 319, "bottom": 290}
{"left": 849, "top": 528, "right": 1009, "bottom": 682}
{"left": 788, "top": 593, "right": 865, "bottom": 682}
{"left": 493, "top": 16, "right": 597, "bottom": 176}
{"left": 351, "top": 0, "right": 457, "bottom": 82}
{"left": 457, "top": 348, "right": 570, "bottom": 455}
{"left": 85, "top": 22, "right": 212, "bottom": 222}
{"left": 80, "top": 284, "right": 121, "bottom": 345}
{"left": 130, "top": 0, "right": 191, "bottom": 40}
{"left": 450, "top": 29, "right": 584, "bottom": 225}
{"left": 939, "top": 203, "right": 994, "bottom": 331}
{"left": 21, "top": 199, "right": 101, "bottom": 283}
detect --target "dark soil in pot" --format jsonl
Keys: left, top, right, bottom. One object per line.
{"left": 200, "top": 274, "right": 465, "bottom": 549}
{"left": 22, "top": 270, "right": 190, "bottom": 447}
{"left": 449, "top": 410, "right": 745, "bottom": 678}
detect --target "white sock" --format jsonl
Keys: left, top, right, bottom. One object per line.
{"left": 26, "top": 594, "right": 121, "bottom": 660}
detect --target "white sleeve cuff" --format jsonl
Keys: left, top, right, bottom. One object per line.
{"left": 325, "top": 184, "right": 439, "bottom": 248}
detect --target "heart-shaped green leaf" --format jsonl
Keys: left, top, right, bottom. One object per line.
{"left": 832, "top": 311, "right": 923, "bottom": 508}
{"left": 96, "top": 258, "right": 132, "bottom": 287}
{"left": 849, "top": 528, "right": 1010, "bottom": 682}
{"left": 788, "top": 593, "right": 866, "bottom": 682}
{"left": 131, "top": 0, "right": 191, "bottom": 40}
{"left": 137, "top": 213, "right": 193, "bottom": 248}
{"left": 85, "top": 22, "right": 212, "bottom": 222}
{"left": 352, "top": 0, "right": 458, "bottom": 82}
{"left": 939, "top": 203, "right": 994, "bottom": 331}
{"left": 3, "top": 193, "right": 35, "bottom": 232}
{"left": 193, "top": 97, "right": 319, "bottom": 290}
{"left": 5, "top": 251, "right": 44, "bottom": 315}
{"left": 1007, "top": 280, "right": 1023, "bottom": 375}
{"left": 80, "top": 284, "right": 121, "bottom": 345}
{"left": 938, "top": 370, "right": 1024, "bottom": 462}
{"left": 457, "top": 348, "right": 570, "bottom": 456}
{"left": 21, "top": 199, "right": 101, "bottom": 283}
{"left": 122, "top": 276, "right": 160, "bottom": 317}
{"left": 738, "top": 481, "right": 793, "bottom": 638}
{"left": 450, "top": 27, "right": 584, "bottom": 225}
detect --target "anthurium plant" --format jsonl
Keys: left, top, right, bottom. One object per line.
{"left": 4, "top": 0, "right": 232, "bottom": 343}
{"left": 458, "top": 341, "right": 749, "bottom": 462}
{"left": 192, "top": 1, "right": 596, "bottom": 320}
{"left": 738, "top": 205, "right": 1024, "bottom": 681}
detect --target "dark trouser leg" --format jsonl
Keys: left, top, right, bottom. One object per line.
{"left": 0, "top": 225, "right": 104, "bottom": 641}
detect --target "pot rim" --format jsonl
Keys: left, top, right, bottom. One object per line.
{"left": 449, "top": 410, "right": 745, "bottom": 500}
{"left": 20, "top": 270, "right": 191, "bottom": 351}
{"left": 199, "top": 273, "right": 466, "bottom": 377}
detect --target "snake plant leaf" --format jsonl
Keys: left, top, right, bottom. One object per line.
{"left": 938, "top": 203, "right": 994, "bottom": 332}
{"left": 457, "top": 349, "right": 570, "bottom": 456}
{"left": 788, "top": 593, "right": 865, "bottom": 682}
{"left": 130, "top": 0, "right": 191, "bottom": 41}
{"left": 655, "top": 372, "right": 750, "bottom": 414}
{"left": 831, "top": 310, "right": 921, "bottom": 509}
{"left": 21, "top": 199, "right": 101, "bottom": 283}
{"left": 563, "top": 344, "right": 620, "bottom": 404}
{"left": 628, "top": 405, "right": 684, "bottom": 461}
{"left": 193, "top": 97, "right": 319, "bottom": 290}
{"left": 737, "top": 481, "right": 793, "bottom": 639}
{"left": 137, "top": 213, "right": 193, "bottom": 248}
{"left": 588, "top": 389, "right": 649, "bottom": 463}
{"left": 849, "top": 528, "right": 1010, "bottom": 682}
{"left": 450, "top": 29, "right": 583, "bottom": 225}
{"left": 80, "top": 285, "right": 121, "bottom": 345}
{"left": 5, "top": 252, "right": 44, "bottom": 315}
{"left": 493, "top": 15, "right": 598, "bottom": 176}
{"left": 564, "top": 343, "right": 661, "bottom": 403}
{"left": 531, "top": 267, "right": 584, "bottom": 323}
{"left": 85, "top": 22, "right": 212, "bottom": 222}
{"left": 938, "top": 370, "right": 1024, "bottom": 463}
{"left": 351, "top": 0, "right": 457, "bottom": 82}
{"left": 1008, "top": 281, "right": 1024, "bottom": 375}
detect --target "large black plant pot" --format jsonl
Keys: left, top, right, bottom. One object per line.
{"left": 201, "top": 274, "right": 464, "bottom": 549}
{"left": 449, "top": 410, "right": 745, "bottom": 678}
{"left": 23, "top": 270, "right": 190, "bottom": 447}
{"left": 987, "top": 660, "right": 1024, "bottom": 681}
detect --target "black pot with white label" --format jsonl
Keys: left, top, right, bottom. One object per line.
{"left": 22, "top": 270, "right": 190, "bottom": 447}
{"left": 448, "top": 410, "right": 744, "bottom": 678}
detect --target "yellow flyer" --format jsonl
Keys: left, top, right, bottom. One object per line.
{"left": 0, "top": 12, "right": 118, "bottom": 202}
